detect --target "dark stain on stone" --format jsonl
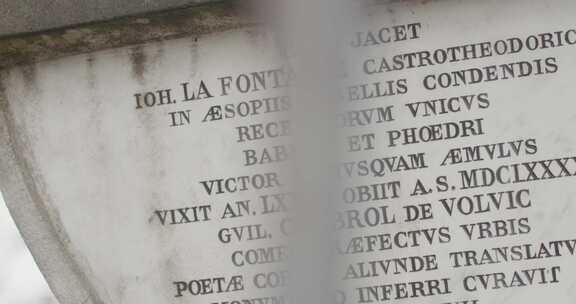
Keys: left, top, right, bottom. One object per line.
{"left": 20, "top": 63, "right": 38, "bottom": 92}
{"left": 151, "top": 41, "right": 166, "bottom": 67}
{"left": 147, "top": 212, "right": 156, "bottom": 224}
{"left": 0, "top": 0, "right": 255, "bottom": 70}
{"left": 246, "top": 27, "right": 267, "bottom": 51}
{"left": 130, "top": 46, "right": 147, "bottom": 83}
{"left": 188, "top": 37, "right": 199, "bottom": 79}
{"left": 86, "top": 54, "right": 96, "bottom": 89}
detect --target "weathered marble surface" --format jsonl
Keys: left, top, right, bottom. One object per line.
{"left": 3, "top": 1, "right": 576, "bottom": 304}
{"left": 0, "top": 26, "right": 283, "bottom": 304}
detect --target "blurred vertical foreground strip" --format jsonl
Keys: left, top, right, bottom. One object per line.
{"left": 256, "top": 1, "right": 353, "bottom": 304}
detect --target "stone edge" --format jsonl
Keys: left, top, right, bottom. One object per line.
{"left": 0, "top": 0, "right": 257, "bottom": 70}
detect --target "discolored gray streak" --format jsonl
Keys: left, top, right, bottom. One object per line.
{"left": 0, "top": 1, "right": 254, "bottom": 70}
{"left": 0, "top": 0, "right": 218, "bottom": 37}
